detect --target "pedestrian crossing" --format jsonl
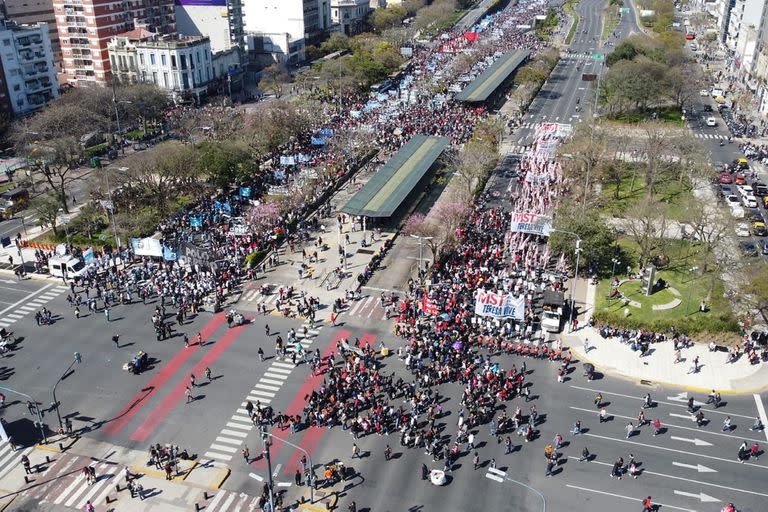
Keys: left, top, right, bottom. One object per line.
{"left": 0, "top": 285, "right": 68, "bottom": 328}
{"left": 0, "top": 441, "right": 33, "bottom": 483}
{"left": 202, "top": 319, "right": 323, "bottom": 462}
{"left": 559, "top": 52, "right": 598, "bottom": 61}
{"left": 204, "top": 488, "right": 264, "bottom": 512}
{"left": 342, "top": 295, "right": 391, "bottom": 321}
{"left": 18, "top": 453, "right": 125, "bottom": 509}
{"left": 693, "top": 132, "right": 725, "bottom": 139}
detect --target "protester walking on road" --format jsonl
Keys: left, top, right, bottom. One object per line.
{"left": 242, "top": 446, "right": 250, "bottom": 464}
{"left": 352, "top": 443, "right": 360, "bottom": 459}
{"left": 642, "top": 496, "right": 654, "bottom": 512}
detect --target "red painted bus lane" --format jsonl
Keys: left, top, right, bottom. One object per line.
{"left": 129, "top": 320, "right": 249, "bottom": 442}
{"left": 104, "top": 313, "right": 226, "bottom": 436}
{"left": 251, "top": 329, "right": 352, "bottom": 469}
{"left": 281, "top": 332, "right": 378, "bottom": 474}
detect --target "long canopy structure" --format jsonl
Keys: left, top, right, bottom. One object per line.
{"left": 455, "top": 49, "right": 530, "bottom": 103}
{"left": 341, "top": 135, "right": 450, "bottom": 218}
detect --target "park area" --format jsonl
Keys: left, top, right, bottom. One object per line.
{"left": 593, "top": 238, "right": 740, "bottom": 341}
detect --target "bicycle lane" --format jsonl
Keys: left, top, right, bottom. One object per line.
{"left": 103, "top": 312, "right": 227, "bottom": 437}
{"left": 129, "top": 319, "right": 252, "bottom": 442}
{"left": 250, "top": 328, "right": 354, "bottom": 470}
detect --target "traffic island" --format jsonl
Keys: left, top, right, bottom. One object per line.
{"left": 129, "top": 454, "right": 197, "bottom": 482}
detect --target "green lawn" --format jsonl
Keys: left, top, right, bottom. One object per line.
{"left": 594, "top": 238, "right": 739, "bottom": 340}
{"left": 598, "top": 171, "right": 690, "bottom": 221}
{"left": 611, "top": 106, "right": 687, "bottom": 127}
{"left": 0, "top": 182, "right": 14, "bottom": 194}
{"left": 564, "top": 0, "right": 579, "bottom": 45}
{"left": 601, "top": 5, "right": 620, "bottom": 43}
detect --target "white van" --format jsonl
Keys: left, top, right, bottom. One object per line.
{"left": 48, "top": 254, "right": 87, "bottom": 278}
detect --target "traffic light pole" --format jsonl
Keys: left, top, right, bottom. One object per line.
{"left": 260, "top": 428, "right": 315, "bottom": 504}
{"left": 0, "top": 385, "right": 46, "bottom": 443}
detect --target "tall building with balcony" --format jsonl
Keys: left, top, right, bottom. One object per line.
{"left": 133, "top": 33, "right": 212, "bottom": 101}
{"left": 0, "top": 19, "right": 59, "bottom": 116}
{"left": 174, "top": 0, "right": 244, "bottom": 53}
{"left": 0, "top": 0, "right": 61, "bottom": 71}
{"left": 243, "top": 0, "right": 331, "bottom": 64}
{"left": 53, "top": 0, "right": 176, "bottom": 86}
{"left": 330, "top": 0, "right": 370, "bottom": 36}
{"left": 106, "top": 22, "right": 154, "bottom": 84}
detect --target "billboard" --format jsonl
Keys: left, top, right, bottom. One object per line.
{"left": 175, "top": 0, "right": 226, "bottom": 5}
{"left": 509, "top": 212, "right": 553, "bottom": 237}
{"left": 474, "top": 290, "right": 525, "bottom": 320}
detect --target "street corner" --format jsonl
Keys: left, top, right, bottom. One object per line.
{"left": 129, "top": 454, "right": 197, "bottom": 483}
{"left": 297, "top": 488, "right": 340, "bottom": 512}
{"left": 36, "top": 433, "right": 80, "bottom": 454}
{"left": 184, "top": 459, "right": 230, "bottom": 489}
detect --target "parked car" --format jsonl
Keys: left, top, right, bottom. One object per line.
{"left": 753, "top": 222, "right": 767, "bottom": 236}
{"left": 726, "top": 194, "right": 742, "bottom": 207}
{"left": 735, "top": 174, "right": 747, "bottom": 185}
{"left": 706, "top": 117, "right": 717, "bottom": 126}
{"left": 740, "top": 241, "right": 759, "bottom": 257}
{"left": 761, "top": 240, "right": 768, "bottom": 255}
{"left": 753, "top": 182, "right": 768, "bottom": 197}
{"left": 742, "top": 194, "right": 758, "bottom": 208}
{"left": 719, "top": 172, "right": 733, "bottom": 184}
{"left": 700, "top": 89, "right": 709, "bottom": 97}
{"left": 719, "top": 184, "right": 733, "bottom": 197}
{"left": 746, "top": 209, "right": 765, "bottom": 223}
{"left": 737, "top": 185, "right": 754, "bottom": 197}
{"left": 735, "top": 222, "right": 751, "bottom": 236}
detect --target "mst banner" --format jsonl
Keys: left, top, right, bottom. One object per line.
{"left": 474, "top": 290, "right": 525, "bottom": 320}
{"left": 510, "top": 212, "right": 553, "bottom": 237}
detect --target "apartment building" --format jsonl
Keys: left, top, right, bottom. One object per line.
{"left": 0, "top": 19, "right": 59, "bottom": 115}
{"left": 53, "top": 0, "right": 175, "bottom": 86}
{"left": 1, "top": 0, "right": 61, "bottom": 69}
{"left": 330, "top": 0, "right": 370, "bottom": 36}
{"left": 174, "top": 0, "right": 244, "bottom": 53}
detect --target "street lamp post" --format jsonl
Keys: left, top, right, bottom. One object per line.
{"left": 105, "top": 167, "right": 128, "bottom": 250}
{"left": 610, "top": 257, "right": 619, "bottom": 281}
{"left": 409, "top": 234, "right": 434, "bottom": 280}
{"left": 684, "top": 266, "right": 699, "bottom": 316}
{"left": 261, "top": 430, "right": 316, "bottom": 503}
{"left": 0, "top": 385, "right": 46, "bottom": 443}
{"left": 52, "top": 352, "right": 81, "bottom": 432}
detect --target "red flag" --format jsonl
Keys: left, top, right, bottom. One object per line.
{"left": 464, "top": 32, "right": 479, "bottom": 41}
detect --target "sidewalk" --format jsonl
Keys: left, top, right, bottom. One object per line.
{"left": 0, "top": 436, "right": 239, "bottom": 512}
{"left": 563, "top": 281, "right": 768, "bottom": 393}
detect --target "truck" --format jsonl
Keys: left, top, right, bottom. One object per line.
{"left": 48, "top": 254, "right": 87, "bottom": 278}
{"left": 541, "top": 290, "right": 565, "bottom": 333}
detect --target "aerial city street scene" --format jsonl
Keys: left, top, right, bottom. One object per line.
{"left": 1, "top": 0, "right": 768, "bottom": 511}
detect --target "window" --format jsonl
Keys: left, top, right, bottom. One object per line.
{"left": 163, "top": 72, "right": 168, "bottom": 87}
{"left": 2, "top": 39, "right": 10, "bottom": 47}
{"left": 149, "top": 53, "right": 155, "bottom": 65}
{"left": 161, "top": 54, "right": 166, "bottom": 66}
{"left": 180, "top": 55, "right": 186, "bottom": 70}
{"left": 196, "top": 52, "right": 200, "bottom": 64}
{"left": 139, "top": 53, "right": 144, "bottom": 65}
{"left": 182, "top": 72, "right": 189, "bottom": 89}
{"left": 171, "top": 55, "right": 176, "bottom": 68}
{"left": 152, "top": 71, "right": 157, "bottom": 84}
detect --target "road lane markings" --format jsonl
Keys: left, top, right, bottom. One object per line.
{"left": 209, "top": 444, "right": 237, "bottom": 453}
{"left": 570, "top": 385, "right": 755, "bottom": 419}
{"left": 582, "top": 433, "right": 765, "bottom": 470}
{"left": 226, "top": 421, "right": 252, "bottom": 430}
{"left": 754, "top": 393, "right": 768, "bottom": 442}
{"left": 249, "top": 472, "right": 264, "bottom": 481}
{"left": 672, "top": 462, "right": 717, "bottom": 473}
{"left": 565, "top": 484, "right": 698, "bottom": 512}
{"left": 259, "top": 379, "right": 284, "bottom": 387}
{"left": 570, "top": 456, "right": 767, "bottom": 498}
{"left": 204, "top": 451, "right": 232, "bottom": 461}
{"left": 263, "top": 372, "right": 289, "bottom": 380}
{"left": 669, "top": 436, "right": 713, "bottom": 447}
{"left": 674, "top": 490, "right": 720, "bottom": 503}
{"left": 220, "top": 429, "right": 248, "bottom": 438}
{"left": 254, "top": 383, "right": 281, "bottom": 391}
{"left": 569, "top": 406, "right": 763, "bottom": 443}
{"left": 485, "top": 466, "right": 505, "bottom": 482}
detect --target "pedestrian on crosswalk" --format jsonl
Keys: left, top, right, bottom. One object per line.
{"left": 21, "top": 454, "right": 32, "bottom": 474}
{"left": 258, "top": 347, "right": 264, "bottom": 362}
{"left": 84, "top": 500, "right": 95, "bottom": 512}
{"left": 242, "top": 446, "right": 250, "bottom": 463}
{"left": 88, "top": 465, "right": 96, "bottom": 484}
{"left": 185, "top": 386, "right": 193, "bottom": 404}
{"left": 82, "top": 466, "right": 92, "bottom": 485}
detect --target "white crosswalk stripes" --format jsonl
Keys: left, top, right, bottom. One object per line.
{"left": 342, "top": 296, "right": 392, "bottom": 321}
{"left": 205, "top": 489, "right": 263, "bottom": 512}
{"left": 0, "top": 442, "right": 33, "bottom": 481}
{"left": 202, "top": 319, "right": 324, "bottom": 463}
{"left": 0, "top": 285, "right": 68, "bottom": 327}
{"left": 24, "top": 458, "right": 123, "bottom": 509}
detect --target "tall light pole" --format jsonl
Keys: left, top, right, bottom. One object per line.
{"left": 0, "top": 385, "right": 46, "bottom": 443}
{"left": 610, "top": 257, "right": 619, "bottom": 281}
{"left": 409, "top": 234, "right": 433, "bottom": 280}
{"left": 261, "top": 430, "right": 316, "bottom": 503}
{"left": 52, "top": 352, "right": 82, "bottom": 432}
{"left": 259, "top": 426, "right": 276, "bottom": 512}
{"left": 105, "top": 167, "right": 128, "bottom": 250}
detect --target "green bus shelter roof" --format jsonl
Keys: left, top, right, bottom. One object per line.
{"left": 455, "top": 49, "right": 530, "bottom": 103}
{"left": 341, "top": 135, "right": 449, "bottom": 218}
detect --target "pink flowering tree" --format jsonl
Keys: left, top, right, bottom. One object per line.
{"left": 246, "top": 201, "right": 281, "bottom": 232}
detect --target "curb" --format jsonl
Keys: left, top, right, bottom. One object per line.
{"left": 36, "top": 435, "right": 79, "bottom": 453}
{"left": 571, "top": 342, "right": 768, "bottom": 395}
{"left": 205, "top": 465, "right": 230, "bottom": 490}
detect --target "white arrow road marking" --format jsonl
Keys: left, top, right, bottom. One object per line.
{"left": 582, "top": 433, "right": 767, "bottom": 470}
{"left": 565, "top": 484, "right": 698, "bottom": 512}
{"left": 569, "top": 385, "right": 755, "bottom": 419}
{"left": 249, "top": 472, "right": 264, "bottom": 482}
{"left": 272, "top": 463, "right": 281, "bottom": 477}
{"left": 568, "top": 406, "right": 764, "bottom": 443}
{"left": 672, "top": 462, "right": 717, "bottom": 473}
{"left": 670, "top": 413, "right": 694, "bottom": 420}
{"left": 568, "top": 457, "right": 768, "bottom": 498}
{"left": 670, "top": 436, "right": 713, "bottom": 447}
{"left": 485, "top": 472, "right": 504, "bottom": 483}
{"left": 674, "top": 490, "right": 720, "bottom": 503}
{"left": 487, "top": 467, "right": 505, "bottom": 476}
{"left": 755, "top": 393, "right": 768, "bottom": 442}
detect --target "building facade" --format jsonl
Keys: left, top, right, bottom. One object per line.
{"left": 174, "top": 0, "right": 244, "bottom": 53}
{"left": 134, "top": 34, "right": 212, "bottom": 99}
{"left": 330, "top": 0, "right": 370, "bottom": 36}
{"left": 243, "top": 0, "right": 331, "bottom": 64}
{"left": 106, "top": 24, "right": 153, "bottom": 84}
{"left": 0, "top": 19, "right": 59, "bottom": 115}
{"left": 53, "top": 0, "right": 176, "bottom": 86}
{"left": 1, "top": 0, "right": 61, "bottom": 71}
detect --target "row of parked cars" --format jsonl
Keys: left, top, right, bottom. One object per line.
{"left": 717, "top": 160, "right": 768, "bottom": 256}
